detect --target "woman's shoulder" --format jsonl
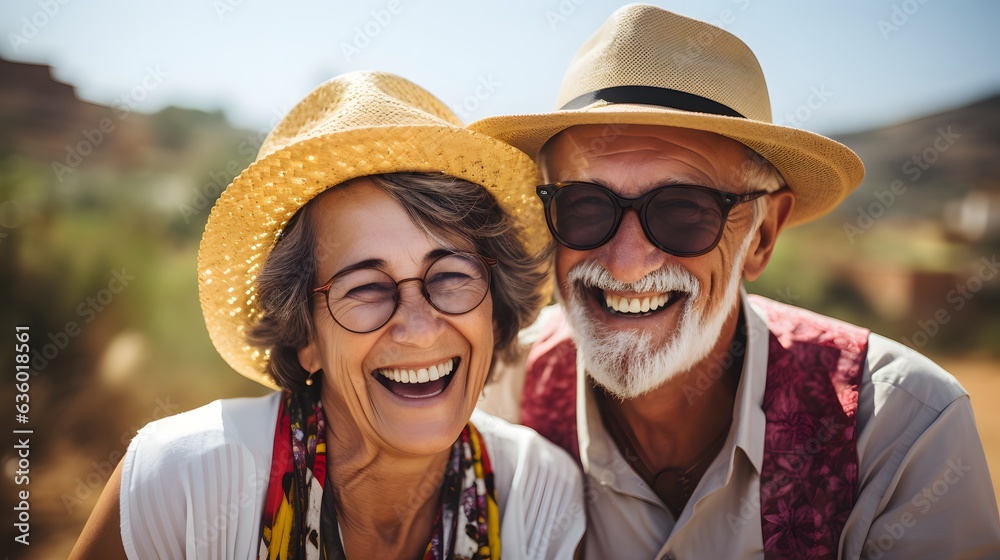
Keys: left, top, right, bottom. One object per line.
{"left": 470, "top": 408, "right": 584, "bottom": 499}
{"left": 119, "top": 393, "right": 280, "bottom": 558}
{"left": 471, "top": 408, "right": 579, "bottom": 473}
{"left": 122, "top": 392, "right": 280, "bottom": 494}
{"left": 128, "top": 392, "right": 280, "bottom": 464}
{"left": 471, "top": 409, "right": 585, "bottom": 559}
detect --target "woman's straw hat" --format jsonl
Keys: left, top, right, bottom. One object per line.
{"left": 469, "top": 4, "right": 865, "bottom": 226}
{"left": 198, "top": 71, "right": 546, "bottom": 388}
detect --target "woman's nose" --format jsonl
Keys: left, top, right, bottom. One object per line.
{"left": 387, "top": 281, "right": 445, "bottom": 347}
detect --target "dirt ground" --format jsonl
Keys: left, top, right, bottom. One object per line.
{"left": 939, "top": 359, "right": 1000, "bottom": 502}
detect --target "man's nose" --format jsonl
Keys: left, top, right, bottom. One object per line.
{"left": 597, "top": 210, "right": 665, "bottom": 284}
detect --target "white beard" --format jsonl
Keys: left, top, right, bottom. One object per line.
{"left": 560, "top": 232, "right": 755, "bottom": 399}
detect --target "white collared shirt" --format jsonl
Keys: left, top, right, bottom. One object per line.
{"left": 479, "top": 289, "right": 1000, "bottom": 559}
{"left": 120, "top": 394, "right": 585, "bottom": 559}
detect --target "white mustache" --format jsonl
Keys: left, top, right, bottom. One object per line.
{"left": 567, "top": 260, "right": 699, "bottom": 295}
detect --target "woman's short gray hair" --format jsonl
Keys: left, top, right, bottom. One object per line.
{"left": 247, "top": 172, "right": 550, "bottom": 391}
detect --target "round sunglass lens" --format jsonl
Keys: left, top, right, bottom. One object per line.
{"left": 551, "top": 184, "right": 617, "bottom": 249}
{"left": 646, "top": 189, "right": 724, "bottom": 254}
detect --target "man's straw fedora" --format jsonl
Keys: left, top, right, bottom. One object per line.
{"left": 469, "top": 4, "right": 865, "bottom": 226}
{"left": 198, "top": 71, "right": 546, "bottom": 389}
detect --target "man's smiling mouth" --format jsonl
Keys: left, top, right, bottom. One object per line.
{"left": 592, "top": 287, "right": 687, "bottom": 317}
{"left": 373, "top": 357, "right": 458, "bottom": 399}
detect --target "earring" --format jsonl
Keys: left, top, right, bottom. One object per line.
{"left": 305, "top": 371, "right": 316, "bottom": 386}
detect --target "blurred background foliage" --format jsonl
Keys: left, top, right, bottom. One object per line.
{"left": 754, "top": 94, "right": 1000, "bottom": 353}
{"left": 0, "top": 57, "right": 998, "bottom": 557}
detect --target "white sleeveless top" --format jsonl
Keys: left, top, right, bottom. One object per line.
{"left": 119, "top": 392, "right": 584, "bottom": 559}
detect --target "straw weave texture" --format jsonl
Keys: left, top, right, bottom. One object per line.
{"left": 469, "top": 4, "right": 865, "bottom": 226}
{"left": 198, "top": 72, "right": 546, "bottom": 388}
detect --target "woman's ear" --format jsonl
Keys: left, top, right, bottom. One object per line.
{"left": 743, "top": 189, "right": 795, "bottom": 281}
{"left": 297, "top": 338, "right": 323, "bottom": 375}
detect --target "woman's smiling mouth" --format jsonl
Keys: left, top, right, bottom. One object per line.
{"left": 373, "top": 357, "right": 459, "bottom": 399}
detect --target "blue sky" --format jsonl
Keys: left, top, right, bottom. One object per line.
{"left": 3, "top": 0, "right": 999, "bottom": 135}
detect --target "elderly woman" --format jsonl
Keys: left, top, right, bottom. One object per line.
{"left": 71, "top": 72, "right": 584, "bottom": 559}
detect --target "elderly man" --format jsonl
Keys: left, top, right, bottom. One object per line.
{"left": 472, "top": 4, "right": 1000, "bottom": 559}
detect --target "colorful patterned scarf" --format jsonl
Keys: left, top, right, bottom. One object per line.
{"left": 258, "top": 386, "right": 500, "bottom": 559}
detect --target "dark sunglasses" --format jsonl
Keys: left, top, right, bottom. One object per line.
{"left": 536, "top": 181, "right": 769, "bottom": 257}
{"left": 311, "top": 251, "right": 496, "bottom": 334}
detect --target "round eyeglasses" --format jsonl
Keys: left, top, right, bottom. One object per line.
{"left": 536, "top": 182, "right": 769, "bottom": 257}
{"left": 311, "top": 251, "right": 497, "bottom": 334}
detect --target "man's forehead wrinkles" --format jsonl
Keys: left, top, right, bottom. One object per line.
{"left": 566, "top": 136, "right": 722, "bottom": 173}
{"left": 571, "top": 168, "right": 703, "bottom": 194}
{"left": 571, "top": 134, "right": 700, "bottom": 156}
{"left": 561, "top": 151, "right": 725, "bottom": 191}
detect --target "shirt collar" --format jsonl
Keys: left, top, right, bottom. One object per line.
{"left": 576, "top": 287, "right": 771, "bottom": 496}
{"left": 733, "top": 286, "right": 768, "bottom": 475}
{"left": 578, "top": 342, "right": 661, "bottom": 503}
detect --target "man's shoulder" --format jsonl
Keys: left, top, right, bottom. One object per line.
{"left": 863, "top": 333, "right": 968, "bottom": 413}
{"left": 747, "top": 294, "right": 869, "bottom": 345}
{"left": 747, "top": 295, "right": 966, "bottom": 411}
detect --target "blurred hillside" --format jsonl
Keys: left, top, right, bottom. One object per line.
{"left": 0, "top": 58, "right": 273, "bottom": 559}
{"left": 750, "top": 94, "right": 1000, "bottom": 354}
{"left": 836, "top": 94, "right": 1000, "bottom": 213}
{"left": 0, "top": 56, "right": 998, "bottom": 557}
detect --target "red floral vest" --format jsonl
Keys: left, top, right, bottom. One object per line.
{"left": 521, "top": 296, "right": 869, "bottom": 559}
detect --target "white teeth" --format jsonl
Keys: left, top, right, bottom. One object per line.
{"left": 604, "top": 292, "right": 673, "bottom": 314}
{"left": 379, "top": 358, "right": 455, "bottom": 384}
